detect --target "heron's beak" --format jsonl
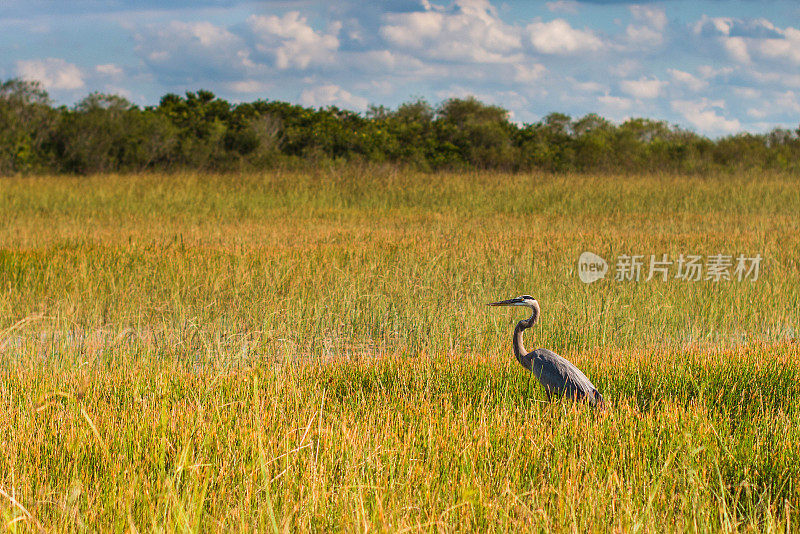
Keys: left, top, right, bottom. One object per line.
{"left": 488, "top": 297, "right": 525, "bottom": 307}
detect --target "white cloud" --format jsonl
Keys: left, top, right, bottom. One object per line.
{"left": 190, "top": 21, "right": 239, "bottom": 48}
{"left": 626, "top": 6, "right": 667, "bottom": 47}
{"left": 757, "top": 26, "right": 800, "bottom": 64}
{"left": 697, "top": 65, "right": 734, "bottom": 79}
{"left": 381, "top": 11, "right": 442, "bottom": 48}
{"left": 574, "top": 80, "right": 603, "bottom": 93}
{"left": 353, "top": 79, "right": 394, "bottom": 95}
{"left": 671, "top": 98, "right": 741, "bottom": 134}
{"left": 625, "top": 25, "right": 662, "bottom": 47}
{"left": 694, "top": 16, "right": 733, "bottom": 36}
{"left": 620, "top": 77, "right": 667, "bottom": 99}
{"left": 150, "top": 21, "right": 245, "bottom": 61}
{"left": 17, "top": 58, "right": 84, "bottom": 90}
{"left": 693, "top": 16, "right": 800, "bottom": 66}
{"left": 546, "top": 1, "right": 579, "bottom": 14}
{"left": 248, "top": 12, "right": 340, "bottom": 70}
{"left": 743, "top": 91, "right": 800, "bottom": 120}
{"left": 596, "top": 93, "right": 633, "bottom": 121}
{"left": 135, "top": 21, "right": 254, "bottom": 80}
{"left": 749, "top": 70, "right": 800, "bottom": 89}
{"left": 356, "top": 50, "right": 430, "bottom": 75}
{"left": 148, "top": 51, "right": 169, "bottom": 62}
{"left": 513, "top": 63, "right": 546, "bottom": 83}
{"left": 631, "top": 6, "right": 667, "bottom": 31}
{"left": 527, "top": 19, "right": 603, "bottom": 54}
{"left": 300, "top": 84, "right": 368, "bottom": 110}
{"left": 227, "top": 80, "right": 272, "bottom": 94}
{"left": 723, "top": 36, "right": 750, "bottom": 63}
{"left": 609, "top": 59, "right": 640, "bottom": 78}
{"left": 733, "top": 87, "right": 760, "bottom": 99}
{"left": 380, "top": 0, "right": 522, "bottom": 64}
{"left": 712, "top": 18, "right": 733, "bottom": 35}
{"left": 668, "top": 69, "right": 708, "bottom": 92}
{"left": 775, "top": 90, "right": 800, "bottom": 113}
{"left": 598, "top": 94, "right": 632, "bottom": 110}
{"left": 95, "top": 63, "right": 123, "bottom": 77}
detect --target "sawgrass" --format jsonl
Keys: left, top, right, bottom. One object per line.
{"left": 0, "top": 169, "right": 799, "bottom": 531}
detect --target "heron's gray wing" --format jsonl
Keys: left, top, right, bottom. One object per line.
{"left": 530, "top": 348, "right": 597, "bottom": 400}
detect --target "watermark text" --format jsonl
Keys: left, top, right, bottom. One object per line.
{"left": 578, "top": 252, "right": 762, "bottom": 283}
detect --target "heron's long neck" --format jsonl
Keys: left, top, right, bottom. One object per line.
{"left": 513, "top": 303, "right": 539, "bottom": 371}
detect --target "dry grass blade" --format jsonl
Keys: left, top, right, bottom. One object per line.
{"left": 80, "top": 407, "right": 109, "bottom": 459}
{"left": 0, "top": 487, "right": 44, "bottom": 531}
{"left": 0, "top": 314, "right": 46, "bottom": 343}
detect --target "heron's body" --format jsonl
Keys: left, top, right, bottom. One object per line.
{"left": 491, "top": 295, "right": 604, "bottom": 408}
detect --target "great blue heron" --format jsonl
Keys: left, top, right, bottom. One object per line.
{"left": 489, "top": 295, "right": 605, "bottom": 408}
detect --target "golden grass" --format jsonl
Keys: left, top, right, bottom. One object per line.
{"left": 0, "top": 169, "right": 798, "bottom": 531}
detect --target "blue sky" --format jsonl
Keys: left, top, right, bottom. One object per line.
{"left": 2, "top": 0, "right": 800, "bottom": 136}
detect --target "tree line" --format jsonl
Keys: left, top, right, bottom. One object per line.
{"left": 2, "top": 78, "right": 799, "bottom": 175}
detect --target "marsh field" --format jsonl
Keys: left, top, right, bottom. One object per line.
{"left": 1, "top": 169, "right": 799, "bottom": 532}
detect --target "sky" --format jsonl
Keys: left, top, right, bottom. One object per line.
{"left": 2, "top": 0, "right": 800, "bottom": 136}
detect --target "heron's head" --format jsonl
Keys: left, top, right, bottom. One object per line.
{"left": 488, "top": 295, "right": 538, "bottom": 308}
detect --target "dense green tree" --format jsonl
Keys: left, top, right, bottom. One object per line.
{"left": 379, "top": 99, "right": 437, "bottom": 168}
{"left": 53, "top": 93, "right": 178, "bottom": 173}
{"left": 0, "top": 79, "right": 57, "bottom": 173}
{"left": 573, "top": 114, "right": 614, "bottom": 171}
{"left": 155, "top": 91, "right": 234, "bottom": 169}
{"left": 435, "top": 97, "right": 516, "bottom": 169}
{"left": 1, "top": 78, "right": 799, "bottom": 175}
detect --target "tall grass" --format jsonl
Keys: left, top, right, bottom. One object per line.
{"left": 0, "top": 169, "right": 798, "bottom": 531}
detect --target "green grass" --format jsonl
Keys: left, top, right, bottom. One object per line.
{"left": 0, "top": 169, "right": 799, "bottom": 531}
